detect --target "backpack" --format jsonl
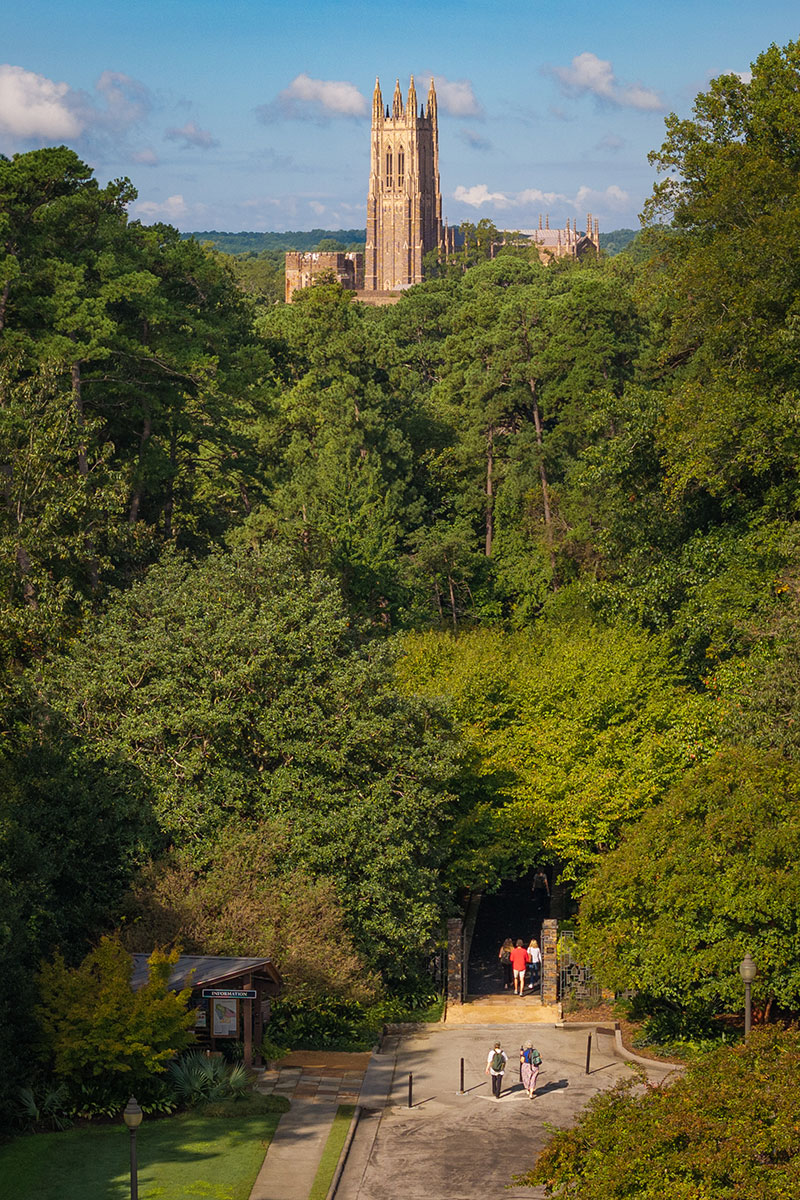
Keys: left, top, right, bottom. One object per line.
{"left": 491, "top": 1050, "right": 505, "bottom": 1072}
{"left": 531, "top": 1049, "right": 542, "bottom": 1067}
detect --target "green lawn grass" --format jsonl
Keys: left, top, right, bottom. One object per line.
{"left": 0, "top": 1105, "right": 287, "bottom": 1200}
{"left": 308, "top": 1105, "right": 356, "bottom": 1200}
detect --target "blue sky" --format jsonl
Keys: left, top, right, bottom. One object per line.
{"left": 3, "top": 1, "right": 799, "bottom": 233}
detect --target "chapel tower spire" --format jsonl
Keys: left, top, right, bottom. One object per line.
{"left": 365, "top": 73, "right": 445, "bottom": 292}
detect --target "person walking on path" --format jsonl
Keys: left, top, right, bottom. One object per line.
{"left": 520, "top": 1040, "right": 542, "bottom": 1098}
{"left": 498, "top": 937, "right": 514, "bottom": 990}
{"left": 485, "top": 1042, "right": 508, "bottom": 1099}
{"left": 527, "top": 938, "right": 541, "bottom": 990}
{"left": 532, "top": 868, "right": 550, "bottom": 909}
{"left": 509, "top": 939, "right": 529, "bottom": 995}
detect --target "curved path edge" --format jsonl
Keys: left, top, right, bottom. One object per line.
{"left": 555, "top": 1020, "right": 686, "bottom": 1073}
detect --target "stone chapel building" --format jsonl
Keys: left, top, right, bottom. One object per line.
{"left": 364, "top": 75, "right": 456, "bottom": 292}
{"left": 284, "top": 72, "right": 597, "bottom": 302}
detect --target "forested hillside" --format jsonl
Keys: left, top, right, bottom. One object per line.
{"left": 4, "top": 39, "right": 800, "bottom": 1141}
{"left": 185, "top": 229, "right": 366, "bottom": 254}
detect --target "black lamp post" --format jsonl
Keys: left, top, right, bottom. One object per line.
{"left": 122, "top": 1096, "right": 143, "bottom": 1200}
{"left": 739, "top": 953, "right": 757, "bottom": 1040}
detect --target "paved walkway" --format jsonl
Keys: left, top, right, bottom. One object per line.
{"left": 249, "top": 1098, "right": 341, "bottom": 1200}
{"left": 249, "top": 1018, "right": 678, "bottom": 1200}
{"left": 248, "top": 1053, "right": 368, "bottom": 1200}
{"left": 336, "top": 1023, "right": 678, "bottom": 1200}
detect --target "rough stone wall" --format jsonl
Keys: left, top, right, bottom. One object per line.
{"left": 446, "top": 916, "right": 465, "bottom": 1005}
{"left": 285, "top": 251, "right": 364, "bottom": 302}
{"left": 540, "top": 917, "right": 559, "bottom": 1006}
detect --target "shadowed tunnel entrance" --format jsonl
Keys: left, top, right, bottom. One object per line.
{"left": 466, "top": 872, "right": 551, "bottom": 996}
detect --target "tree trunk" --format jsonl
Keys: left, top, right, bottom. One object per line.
{"left": 447, "top": 569, "right": 458, "bottom": 633}
{"left": 128, "top": 412, "right": 152, "bottom": 523}
{"left": 485, "top": 425, "right": 494, "bottom": 557}
{"left": 0, "top": 279, "right": 9, "bottom": 334}
{"left": 72, "top": 360, "right": 99, "bottom": 592}
{"left": 163, "top": 424, "right": 177, "bottom": 540}
{"left": 16, "top": 544, "right": 38, "bottom": 609}
{"left": 528, "top": 379, "right": 552, "bottom": 532}
{"left": 433, "top": 580, "right": 444, "bottom": 622}
{"left": 71, "top": 362, "right": 89, "bottom": 481}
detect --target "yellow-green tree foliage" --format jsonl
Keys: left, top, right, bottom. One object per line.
{"left": 36, "top": 937, "right": 195, "bottom": 1089}
{"left": 399, "top": 625, "right": 714, "bottom": 886}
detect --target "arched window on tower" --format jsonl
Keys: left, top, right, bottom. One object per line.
{"left": 385, "top": 148, "right": 393, "bottom": 190}
{"left": 398, "top": 147, "right": 405, "bottom": 189}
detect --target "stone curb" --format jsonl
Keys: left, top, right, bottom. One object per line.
{"left": 555, "top": 1020, "right": 686, "bottom": 1072}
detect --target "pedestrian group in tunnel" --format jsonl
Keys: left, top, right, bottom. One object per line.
{"left": 498, "top": 937, "right": 542, "bottom": 995}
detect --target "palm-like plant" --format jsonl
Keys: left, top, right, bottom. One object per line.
{"left": 168, "top": 1051, "right": 252, "bottom": 1106}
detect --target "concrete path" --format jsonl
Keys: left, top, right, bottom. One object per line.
{"left": 249, "top": 1055, "right": 368, "bottom": 1200}
{"left": 249, "top": 1097, "right": 340, "bottom": 1200}
{"left": 336, "top": 1023, "right": 679, "bottom": 1200}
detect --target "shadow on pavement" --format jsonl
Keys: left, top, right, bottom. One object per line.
{"left": 536, "top": 1079, "right": 569, "bottom": 1095}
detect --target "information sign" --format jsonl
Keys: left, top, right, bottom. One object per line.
{"left": 202, "top": 988, "right": 257, "bottom": 1000}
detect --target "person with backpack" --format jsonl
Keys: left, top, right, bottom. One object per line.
{"left": 520, "top": 1040, "right": 542, "bottom": 1098}
{"left": 485, "top": 1041, "right": 508, "bottom": 1099}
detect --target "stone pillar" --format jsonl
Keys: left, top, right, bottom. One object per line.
{"left": 541, "top": 917, "right": 558, "bottom": 1006}
{"left": 447, "top": 917, "right": 465, "bottom": 1005}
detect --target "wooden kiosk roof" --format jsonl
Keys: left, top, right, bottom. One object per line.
{"left": 130, "top": 954, "right": 281, "bottom": 992}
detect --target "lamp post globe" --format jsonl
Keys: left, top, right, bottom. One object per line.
{"left": 123, "top": 1096, "right": 142, "bottom": 1200}
{"left": 739, "top": 953, "right": 757, "bottom": 1040}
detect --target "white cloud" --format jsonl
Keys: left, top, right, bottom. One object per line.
{"left": 515, "top": 187, "right": 570, "bottom": 207}
{"left": 430, "top": 74, "right": 482, "bottom": 118}
{"left": 0, "top": 64, "right": 153, "bottom": 150}
{"left": 91, "top": 70, "right": 151, "bottom": 130}
{"left": 0, "top": 64, "right": 82, "bottom": 139}
{"left": 596, "top": 133, "right": 625, "bottom": 153}
{"left": 135, "top": 194, "right": 190, "bottom": 220}
{"left": 132, "top": 146, "right": 159, "bottom": 165}
{"left": 575, "top": 184, "right": 630, "bottom": 210}
{"left": 309, "top": 200, "right": 326, "bottom": 215}
{"left": 165, "top": 120, "right": 218, "bottom": 149}
{"left": 260, "top": 73, "right": 368, "bottom": 121}
{"left": 453, "top": 181, "right": 631, "bottom": 215}
{"left": 551, "top": 52, "right": 662, "bottom": 111}
{"left": 460, "top": 127, "right": 492, "bottom": 151}
{"left": 454, "top": 183, "right": 509, "bottom": 208}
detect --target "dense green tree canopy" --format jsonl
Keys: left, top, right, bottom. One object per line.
{"left": 517, "top": 1028, "right": 800, "bottom": 1199}
{"left": 6, "top": 37, "right": 800, "bottom": 1137}
{"left": 579, "top": 747, "right": 800, "bottom": 1012}
{"left": 34, "top": 547, "right": 467, "bottom": 976}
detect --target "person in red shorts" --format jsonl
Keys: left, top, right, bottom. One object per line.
{"left": 509, "top": 939, "right": 529, "bottom": 995}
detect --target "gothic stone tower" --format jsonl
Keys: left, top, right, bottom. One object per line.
{"left": 365, "top": 76, "right": 444, "bottom": 291}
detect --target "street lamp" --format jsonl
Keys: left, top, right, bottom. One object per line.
{"left": 122, "top": 1096, "right": 143, "bottom": 1200}
{"left": 739, "top": 953, "right": 757, "bottom": 1040}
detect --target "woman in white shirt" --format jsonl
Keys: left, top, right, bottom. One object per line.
{"left": 527, "top": 939, "right": 542, "bottom": 990}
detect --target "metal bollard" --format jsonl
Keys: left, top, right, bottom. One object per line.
{"left": 585, "top": 1033, "right": 592, "bottom": 1075}
{"left": 457, "top": 1057, "right": 465, "bottom": 1095}
{"left": 408, "top": 1072, "right": 413, "bottom": 1108}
